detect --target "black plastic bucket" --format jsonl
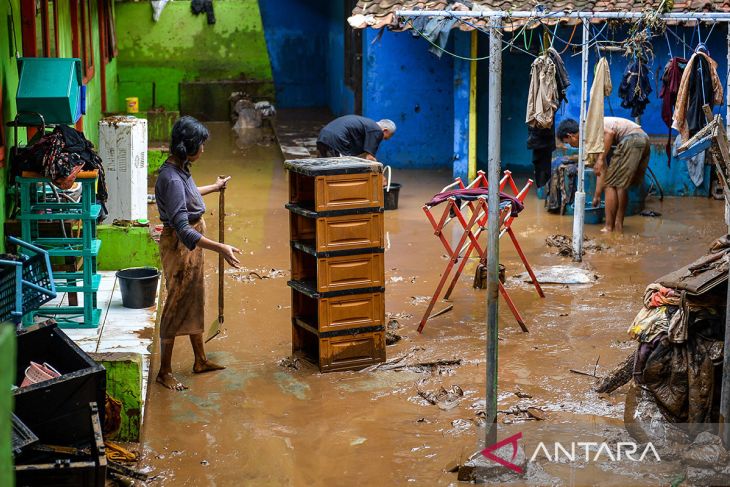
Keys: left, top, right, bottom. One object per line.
{"left": 383, "top": 183, "right": 401, "bottom": 210}
{"left": 116, "top": 267, "right": 160, "bottom": 309}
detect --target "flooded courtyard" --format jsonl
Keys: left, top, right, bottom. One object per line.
{"left": 139, "top": 124, "right": 726, "bottom": 485}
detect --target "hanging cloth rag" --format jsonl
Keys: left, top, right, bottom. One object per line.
{"left": 410, "top": 15, "right": 458, "bottom": 58}
{"left": 672, "top": 51, "right": 723, "bottom": 141}
{"left": 585, "top": 58, "right": 612, "bottom": 164}
{"left": 191, "top": 0, "right": 215, "bottom": 25}
{"left": 525, "top": 48, "right": 569, "bottom": 188}
{"left": 546, "top": 47, "right": 571, "bottom": 105}
{"left": 673, "top": 133, "right": 706, "bottom": 187}
{"left": 618, "top": 57, "right": 652, "bottom": 118}
{"left": 526, "top": 55, "right": 559, "bottom": 129}
{"left": 659, "top": 57, "right": 688, "bottom": 166}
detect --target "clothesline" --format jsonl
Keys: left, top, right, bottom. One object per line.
{"left": 403, "top": 12, "right": 728, "bottom": 63}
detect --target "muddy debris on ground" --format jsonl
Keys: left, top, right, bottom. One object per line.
{"left": 498, "top": 405, "right": 548, "bottom": 423}
{"left": 225, "top": 267, "right": 286, "bottom": 282}
{"left": 278, "top": 356, "right": 301, "bottom": 370}
{"left": 385, "top": 318, "right": 402, "bottom": 346}
{"left": 362, "top": 346, "right": 462, "bottom": 374}
{"left": 417, "top": 382, "right": 464, "bottom": 410}
{"left": 546, "top": 233, "right": 609, "bottom": 257}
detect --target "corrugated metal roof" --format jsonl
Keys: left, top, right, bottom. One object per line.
{"left": 349, "top": 1, "right": 730, "bottom": 31}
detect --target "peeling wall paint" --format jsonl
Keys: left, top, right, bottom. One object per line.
{"left": 116, "top": 0, "right": 273, "bottom": 112}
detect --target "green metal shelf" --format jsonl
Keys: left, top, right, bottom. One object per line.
{"left": 26, "top": 307, "right": 102, "bottom": 329}
{"left": 17, "top": 175, "right": 102, "bottom": 329}
{"left": 17, "top": 204, "right": 102, "bottom": 220}
{"left": 53, "top": 274, "right": 101, "bottom": 293}
{"left": 38, "top": 239, "right": 101, "bottom": 258}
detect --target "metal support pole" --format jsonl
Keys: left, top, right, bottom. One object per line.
{"left": 722, "top": 21, "right": 730, "bottom": 451}
{"left": 572, "top": 19, "right": 590, "bottom": 262}
{"left": 485, "top": 16, "right": 502, "bottom": 447}
{"left": 469, "top": 30, "right": 478, "bottom": 181}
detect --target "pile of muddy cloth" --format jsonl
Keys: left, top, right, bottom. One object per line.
{"left": 626, "top": 235, "right": 727, "bottom": 426}
{"left": 15, "top": 125, "right": 108, "bottom": 205}
{"left": 545, "top": 156, "right": 577, "bottom": 214}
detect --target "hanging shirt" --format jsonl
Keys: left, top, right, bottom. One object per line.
{"left": 585, "top": 58, "right": 612, "bottom": 162}
{"left": 659, "top": 57, "right": 687, "bottom": 129}
{"left": 525, "top": 55, "right": 559, "bottom": 129}
{"left": 618, "top": 58, "right": 652, "bottom": 118}
{"left": 672, "top": 51, "right": 723, "bottom": 141}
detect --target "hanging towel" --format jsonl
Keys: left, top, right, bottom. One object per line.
{"left": 585, "top": 58, "right": 612, "bottom": 163}
{"left": 672, "top": 134, "right": 705, "bottom": 187}
{"left": 672, "top": 51, "right": 723, "bottom": 141}
{"left": 618, "top": 58, "right": 652, "bottom": 118}
{"left": 526, "top": 55, "right": 559, "bottom": 129}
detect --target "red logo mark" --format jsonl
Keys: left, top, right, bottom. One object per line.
{"left": 481, "top": 432, "right": 524, "bottom": 474}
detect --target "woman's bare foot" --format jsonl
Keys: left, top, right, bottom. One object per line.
{"left": 156, "top": 372, "right": 189, "bottom": 391}
{"left": 193, "top": 360, "right": 226, "bottom": 374}
{"left": 600, "top": 226, "right": 613, "bottom": 233}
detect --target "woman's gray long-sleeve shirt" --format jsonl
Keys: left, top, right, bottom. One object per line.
{"left": 155, "top": 161, "right": 206, "bottom": 250}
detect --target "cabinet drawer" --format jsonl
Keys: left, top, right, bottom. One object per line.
{"left": 292, "top": 289, "right": 383, "bottom": 334}
{"left": 292, "top": 324, "right": 385, "bottom": 373}
{"left": 291, "top": 248, "right": 384, "bottom": 294}
{"left": 289, "top": 171, "right": 382, "bottom": 213}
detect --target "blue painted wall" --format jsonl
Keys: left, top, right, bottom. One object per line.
{"left": 453, "top": 31, "right": 471, "bottom": 178}
{"left": 492, "top": 24, "right": 728, "bottom": 196}
{"left": 326, "top": 1, "right": 355, "bottom": 116}
{"left": 363, "top": 29, "right": 455, "bottom": 168}
{"left": 259, "top": 0, "right": 354, "bottom": 114}
{"left": 259, "top": 0, "right": 329, "bottom": 108}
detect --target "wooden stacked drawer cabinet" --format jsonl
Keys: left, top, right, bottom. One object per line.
{"left": 285, "top": 158, "right": 386, "bottom": 372}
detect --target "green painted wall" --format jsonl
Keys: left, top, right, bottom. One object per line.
{"left": 116, "top": 0, "right": 273, "bottom": 112}
{"left": 0, "top": 325, "right": 15, "bottom": 487}
{"left": 0, "top": 0, "right": 120, "bottom": 252}
{"left": 97, "top": 225, "right": 161, "bottom": 271}
{"left": 89, "top": 352, "right": 143, "bottom": 442}
{"left": 0, "top": 0, "right": 24, "bottom": 252}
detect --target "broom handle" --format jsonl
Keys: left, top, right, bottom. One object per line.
{"left": 218, "top": 177, "right": 226, "bottom": 322}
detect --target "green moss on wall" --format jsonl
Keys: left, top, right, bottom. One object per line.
{"left": 116, "top": 0, "right": 273, "bottom": 112}
{"left": 98, "top": 225, "right": 161, "bottom": 271}
{"left": 148, "top": 149, "right": 168, "bottom": 175}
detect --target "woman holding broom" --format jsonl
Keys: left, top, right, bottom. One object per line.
{"left": 154, "top": 116, "right": 241, "bottom": 391}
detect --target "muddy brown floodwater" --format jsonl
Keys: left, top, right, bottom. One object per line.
{"left": 140, "top": 123, "right": 726, "bottom": 486}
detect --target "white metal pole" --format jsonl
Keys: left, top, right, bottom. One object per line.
{"left": 572, "top": 19, "right": 590, "bottom": 261}
{"left": 485, "top": 15, "right": 502, "bottom": 447}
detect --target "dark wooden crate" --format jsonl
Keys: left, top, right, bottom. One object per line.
{"left": 15, "top": 402, "right": 107, "bottom": 487}
{"left": 14, "top": 321, "right": 106, "bottom": 446}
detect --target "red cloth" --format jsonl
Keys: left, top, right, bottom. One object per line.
{"left": 659, "top": 57, "right": 687, "bottom": 166}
